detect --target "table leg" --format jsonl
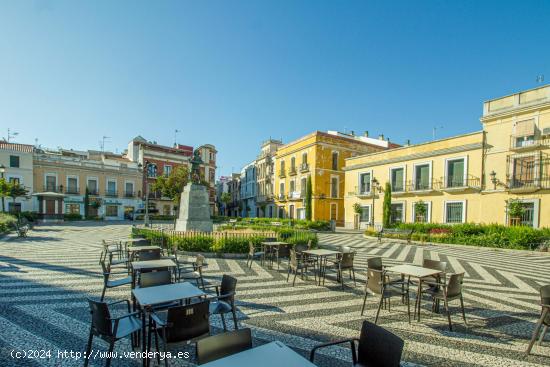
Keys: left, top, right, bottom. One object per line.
{"left": 141, "top": 308, "right": 147, "bottom": 367}
{"left": 526, "top": 308, "right": 549, "bottom": 356}
{"left": 416, "top": 279, "right": 422, "bottom": 322}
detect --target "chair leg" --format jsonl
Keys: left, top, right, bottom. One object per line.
{"left": 100, "top": 286, "right": 107, "bottom": 302}
{"left": 287, "top": 267, "right": 291, "bottom": 282}
{"left": 292, "top": 270, "right": 298, "bottom": 287}
{"left": 460, "top": 295, "right": 467, "bottom": 325}
{"left": 220, "top": 313, "right": 227, "bottom": 331}
{"left": 526, "top": 308, "right": 548, "bottom": 355}
{"left": 106, "top": 339, "right": 115, "bottom": 367}
{"left": 538, "top": 325, "right": 548, "bottom": 345}
{"left": 375, "top": 296, "right": 384, "bottom": 324}
{"left": 352, "top": 268, "right": 356, "bottom": 287}
{"left": 444, "top": 299, "right": 453, "bottom": 332}
{"left": 407, "top": 291, "right": 411, "bottom": 324}
{"left": 361, "top": 289, "right": 368, "bottom": 316}
{"left": 84, "top": 329, "right": 93, "bottom": 367}
{"left": 154, "top": 330, "right": 160, "bottom": 363}
{"left": 232, "top": 307, "right": 239, "bottom": 330}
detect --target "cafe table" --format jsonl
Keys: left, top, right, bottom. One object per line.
{"left": 385, "top": 264, "right": 443, "bottom": 321}
{"left": 302, "top": 249, "right": 341, "bottom": 285}
{"left": 131, "top": 259, "right": 177, "bottom": 287}
{"left": 132, "top": 282, "right": 206, "bottom": 366}
{"left": 201, "top": 341, "right": 316, "bottom": 367}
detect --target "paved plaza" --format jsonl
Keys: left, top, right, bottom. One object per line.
{"left": 0, "top": 223, "right": 549, "bottom": 366}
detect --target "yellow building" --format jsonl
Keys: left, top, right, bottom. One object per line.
{"left": 274, "top": 130, "right": 394, "bottom": 225}
{"left": 344, "top": 84, "right": 550, "bottom": 229}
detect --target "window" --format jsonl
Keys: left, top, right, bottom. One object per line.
{"left": 290, "top": 157, "right": 296, "bottom": 172}
{"left": 330, "top": 203, "right": 337, "bottom": 220}
{"left": 332, "top": 152, "right": 339, "bottom": 170}
{"left": 46, "top": 175, "right": 57, "bottom": 191}
{"left": 391, "top": 167, "right": 404, "bottom": 192}
{"left": 289, "top": 180, "right": 295, "bottom": 193}
{"left": 9, "top": 155, "right": 20, "bottom": 168}
{"left": 87, "top": 179, "right": 98, "bottom": 194}
{"left": 413, "top": 201, "right": 430, "bottom": 223}
{"left": 147, "top": 163, "right": 158, "bottom": 178}
{"left": 519, "top": 202, "right": 535, "bottom": 227}
{"left": 513, "top": 119, "right": 536, "bottom": 148}
{"left": 8, "top": 202, "right": 21, "bottom": 213}
{"left": 414, "top": 163, "right": 431, "bottom": 190}
{"left": 302, "top": 152, "right": 308, "bottom": 164}
{"left": 67, "top": 177, "right": 78, "bottom": 194}
{"left": 125, "top": 182, "right": 134, "bottom": 196}
{"left": 9, "top": 177, "right": 20, "bottom": 185}
{"left": 360, "top": 206, "right": 371, "bottom": 222}
{"left": 289, "top": 205, "right": 295, "bottom": 219}
{"left": 300, "top": 177, "right": 307, "bottom": 197}
{"left": 105, "top": 205, "right": 118, "bottom": 217}
{"left": 278, "top": 207, "right": 285, "bottom": 219}
{"left": 510, "top": 155, "right": 537, "bottom": 188}
{"left": 359, "top": 172, "right": 371, "bottom": 194}
{"left": 445, "top": 201, "right": 465, "bottom": 223}
{"left": 279, "top": 182, "right": 285, "bottom": 198}
{"left": 446, "top": 158, "right": 465, "bottom": 187}
{"left": 330, "top": 176, "right": 338, "bottom": 198}
{"left": 107, "top": 181, "right": 117, "bottom": 196}
{"left": 164, "top": 165, "right": 172, "bottom": 176}
{"left": 280, "top": 160, "right": 285, "bottom": 174}
{"left": 390, "top": 203, "right": 405, "bottom": 224}
{"left": 66, "top": 204, "right": 80, "bottom": 214}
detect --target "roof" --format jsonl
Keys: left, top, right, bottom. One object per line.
{"left": 0, "top": 142, "right": 34, "bottom": 153}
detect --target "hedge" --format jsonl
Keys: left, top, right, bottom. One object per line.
{"left": 216, "top": 217, "right": 331, "bottom": 231}
{"left": 132, "top": 227, "right": 318, "bottom": 254}
{"left": 366, "top": 222, "right": 550, "bottom": 250}
{"left": 0, "top": 213, "right": 17, "bottom": 234}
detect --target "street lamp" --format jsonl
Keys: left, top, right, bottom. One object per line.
{"left": 371, "top": 177, "right": 380, "bottom": 227}
{"left": 0, "top": 164, "right": 5, "bottom": 213}
{"left": 143, "top": 161, "right": 151, "bottom": 227}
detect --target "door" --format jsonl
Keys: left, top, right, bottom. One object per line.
{"left": 330, "top": 203, "right": 337, "bottom": 221}
{"left": 289, "top": 205, "right": 295, "bottom": 219}
{"left": 297, "top": 208, "right": 305, "bottom": 220}
{"left": 45, "top": 199, "right": 56, "bottom": 214}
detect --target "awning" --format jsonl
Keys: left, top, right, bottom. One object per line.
{"left": 32, "top": 192, "right": 65, "bottom": 198}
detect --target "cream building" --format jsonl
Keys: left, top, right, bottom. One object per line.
{"left": 255, "top": 139, "right": 283, "bottom": 218}
{"left": 0, "top": 142, "right": 34, "bottom": 213}
{"left": 344, "top": 84, "right": 550, "bottom": 229}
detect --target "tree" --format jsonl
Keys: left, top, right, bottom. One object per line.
{"left": 305, "top": 176, "right": 312, "bottom": 220}
{"left": 353, "top": 202, "right": 363, "bottom": 229}
{"left": 382, "top": 182, "right": 392, "bottom": 227}
{"left": 507, "top": 199, "right": 525, "bottom": 226}
{"left": 220, "top": 192, "right": 231, "bottom": 216}
{"left": 0, "top": 178, "right": 8, "bottom": 213}
{"left": 414, "top": 201, "right": 427, "bottom": 223}
{"left": 4, "top": 181, "right": 29, "bottom": 214}
{"left": 152, "top": 165, "right": 189, "bottom": 206}
{"left": 84, "top": 188, "right": 90, "bottom": 219}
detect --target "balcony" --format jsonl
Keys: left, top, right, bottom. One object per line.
{"left": 506, "top": 153, "right": 550, "bottom": 193}
{"left": 348, "top": 187, "right": 374, "bottom": 198}
{"left": 405, "top": 179, "right": 441, "bottom": 194}
{"left": 288, "top": 191, "right": 303, "bottom": 201}
{"left": 277, "top": 193, "right": 287, "bottom": 201}
{"left": 87, "top": 189, "right": 99, "bottom": 196}
{"left": 44, "top": 185, "right": 64, "bottom": 193}
{"left": 289, "top": 167, "right": 297, "bottom": 176}
{"left": 440, "top": 175, "right": 481, "bottom": 192}
{"left": 65, "top": 188, "right": 80, "bottom": 195}
{"left": 510, "top": 135, "right": 550, "bottom": 152}
{"left": 257, "top": 194, "right": 274, "bottom": 203}
{"left": 279, "top": 170, "right": 286, "bottom": 178}
{"left": 300, "top": 163, "right": 310, "bottom": 172}
{"left": 105, "top": 190, "right": 118, "bottom": 198}
{"left": 124, "top": 191, "right": 135, "bottom": 198}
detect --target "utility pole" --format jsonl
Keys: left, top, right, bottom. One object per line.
{"left": 144, "top": 161, "right": 150, "bottom": 227}
{"left": 4, "top": 128, "right": 19, "bottom": 143}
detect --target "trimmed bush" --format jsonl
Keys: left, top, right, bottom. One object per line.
{"left": 64, "top": 213, "right": 83, "bottom": 221}
{"left": 0, "top": 213, "right": 17, "bottom": 234}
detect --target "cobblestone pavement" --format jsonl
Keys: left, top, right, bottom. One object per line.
{"left": 0, "top": 223, "right": 549, "bottom": 366}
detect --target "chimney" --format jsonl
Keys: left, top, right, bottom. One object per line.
{"left": 350, "top": 130, "right": 355, "bottom": 136}
{"left": 405, "top": 139, "right": 411, "bottom": 146}
{"left": 378, "top": 134, "right": 384, "bottom": 140}
{"left": 364, "top": 131, "right": 369, "bottom": 137}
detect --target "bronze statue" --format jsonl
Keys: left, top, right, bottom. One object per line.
{"left": 190, "top": 150, "right": 203, "bottom": 183}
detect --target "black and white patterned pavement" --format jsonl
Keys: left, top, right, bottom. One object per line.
{"left": 0, "top": 223, "right": 549, "bottom": 366}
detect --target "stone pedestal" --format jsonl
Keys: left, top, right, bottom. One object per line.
{"left": 175, "top": 183, "right": 213, "bottom": 232}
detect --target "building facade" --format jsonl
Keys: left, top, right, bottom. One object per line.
{"left": 344, "top": 84, "right": 550, "bottom": 229}
{"left": 33, "top": 148, "right": 143, "bottom": 221}
{"left": 215, "top": 176, "right": 231, "bottom": 216}
{"left": 240, "top": 162, "right": 257, "bottom": 217}
{"left": 274, "top": 131, "right": 394, "bottom": 225}
{"left": 0, "top": 142, "right": 34, "bottom": 213}
{"left": 227, "top": 173, "right": 241, "bottom": 217}
{"left": 255, "top": 139, "right": 283, "bottom": 218}
{"left": 196, "top": 144, "right": 218, "bottom": 215}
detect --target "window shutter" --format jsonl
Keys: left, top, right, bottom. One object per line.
{"left": 514, "top": 119, "right": 535, "bottom": 136}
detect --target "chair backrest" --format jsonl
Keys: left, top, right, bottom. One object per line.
{"left": 307, "top": 239, "right": 312, "bottom": 250}
{"left": 88, "top": 299, "right": 113, "bottom": 337}
{"left": 138, "top": 249, "right": 161, "bottom": 261}
{"left": 340, "top": 251, "right": 355, "bottom": 268}
{"left": 446, "top": 273, "right": 465, "bottom": 298}
{"left": 366, "top": 268, "right": 385, "bottom": 295}
{"left": 340, "top": 245, "right": 352, "bottom": 253}
{"left": 196, "top": 254, "right": 206, "bottom": 267}
{"left": 357, "top": 320, "right": 404, "bottom": 367}
{"left": 295, "top": 243, "right": 307, "bottom": 252}
{"left": 278, "top": 244, "right": 290, "bottom": 258}
{"left": 99, "top": 259, "right": 110, "bottom": 282}
{"left": 132, "top": 239, "right": 150, "bottom": 246}
{"left": 196, "top": 328, "right": 252, "bottom": 365}
{"left": 220, "top": 275, "right": 237, "bottom": 298}
{"left": 164, "top": 301, "right": 210, "bottom": 344}
{"left": 367, "top": 257, "right": 383, "bottom": 271}
{"left": 423, "top": 259, "right": 447, "bottom": 273}
{"left": 540, "top": 285, "right": 550, "bottom": 325}
{"left": 248, "top": 242, "right": 255, "bottom": 256}
{"left": 289, "top": 248, "right": 298, "bottom": 267}
{"left": 139, "top": 270, "right": 172, "bottom": 288}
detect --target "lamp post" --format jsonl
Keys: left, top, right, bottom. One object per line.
{"left": 489, "top": 170, "right": 498, "bottom": 190}
{"left": 0, "top": 164, "right": 5, "bottom": 213}
{"left": 143, "top": 161, "right": 151, "bottom": 227}
{"left": 371, "top": 177, "right": 380, "bottom": 227}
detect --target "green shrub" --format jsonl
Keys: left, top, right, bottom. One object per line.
{"left": 64, "top": 213, "right": 83, "bottom": 221}
{"left": 175, "top": 236, "right": 215, "bottom": 252}
{"left": 0, "top": 213, "right": 17, "bottom": 233}
{"left": 19, "top": 211, "right": 38, "bottom": 222}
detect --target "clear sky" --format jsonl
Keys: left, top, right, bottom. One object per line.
{"left": 1, "top": 0, "right": 549, "bottom": 177}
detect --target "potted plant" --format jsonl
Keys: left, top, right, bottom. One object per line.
{"left": 414, "top": 201, "right": 427, "bottom": 223}
{"left": 507, "top": 199, "right": 524, "bottom": 226}
{"left": 353, "top": 203, "right": 363, "bottom": 229}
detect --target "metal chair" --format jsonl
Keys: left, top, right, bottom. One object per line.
{"left": 246, "top": 241, "right": 264, "bottom": 268}
{"left": 178, "top": 254, "right": 206, "bottom": 288}
{"left": 526, "top": 284, "right": 550, "bottom": 355}
{"left": 421, "top": 273, "right": 467, "bottom": 330}
{"left": 275, "top": 244, "right": 291, "bottom": 270}
{"left": 324, "top": 251, "right": 357, "bottom": 289}
{"left": 287, "top": 248, "right": 316, "bottom": 287}
{"left": 139, "top": 270, "right": 173, "bottom": 288}
{"left": 84, "top": 299, "right": 141, "bottom": 367}
{"left": 99, "top": 259, "right": 132, "bottom": 301}
{"left": 136, "top": 248, "right": 161, "bottom": 261}
{"left": 310, "top": 320, "right": 404, "bottom": 367}
{"left": 205, "top": 275, "right": 239, "bottom": 331}
{"left": 150, "top": 301, "right": 211, "bottom": 367}
{"left": 196, "top": 328, "right": 252, "bottom": 365}
{"left": 361, "top": 268, "right": 411, "bottom": 324}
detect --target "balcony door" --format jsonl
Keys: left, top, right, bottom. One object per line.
{"left": 446, "top": 158, "right": 465, "bottom": 187}
{"left": 512, "top": 156, "right": 536, "bottom": 187}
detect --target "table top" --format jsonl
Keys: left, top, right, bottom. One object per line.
{"left": 132, "top": 282, "right": 205, "bottom": 307}
{"left": 261, "top": 242, "right": 288, "bottom": 246}
{"left": 131, "top": 259, "right": 176, "bottom": 270}
{"left": 303, "top": 249, "right": 341, "bottom": 257}
{"left": 200, "top": 341, "right": 316, "bottom": 367}
{"left": 386, "top": 264, "right": 442, "bottom": 278}
{"left": 120, "top": 238, "right": 149, "bottom": 243}
{"left": 127, "top": 245, "right": 161, "bottom": 252}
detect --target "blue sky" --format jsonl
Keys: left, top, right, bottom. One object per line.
{"left": 1, "top": 0, "right": 549, "bottom": 176}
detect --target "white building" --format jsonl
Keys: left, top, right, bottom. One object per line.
{"left": 0, "top": 142, "right": 34, "bottom": 213}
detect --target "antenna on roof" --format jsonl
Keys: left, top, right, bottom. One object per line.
{"left": 100, "top": 136, "right": 110, "bottom": 152}
{"left": 4, "top": 128, "right": 19, "bottom": 143}
{"left": 174, "top": 129, "right": 180, "bottom": 147}
{"left": 432, "top": 126, "right": 443, "bottom": 141}
{"left": 536, "top": 75, "right": 545, "bottom": 84}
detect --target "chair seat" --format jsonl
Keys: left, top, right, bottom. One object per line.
{"left": 180, "top": 271, "right": 201, "bottom": 280}
{"left": 107, "top": 276, "right": 132, "bottom": 288}
{"left": 252, "top": 251, "right": 265, "bottom": 256}
{"left": 110, "top": 258, "right": 128, "bottom": 266}
{"left": 209, "top": 300, "right": 232, "bottom": 314}
{"left": 113, "top": 316, "right": 142, "bottom": 339}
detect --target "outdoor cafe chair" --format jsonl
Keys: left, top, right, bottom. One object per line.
{"left": 310, "top": 320, "right": 404, "bottom": 367}
{"left": 138, "top": 270, "right": 180, "bottom": 311}
{"left": 85, "top": 299, "right": 142, "bottom": 367}
{"left": 526, "top": 284, "right": 550, "bottom": 355}
{"left": 136, "top": 248, "right": 162, "bottom": 261}
{"left": 287, "top": 248, "right": 317, "bottom": 287}
{"left": 99, "top": 259, "right": 132, "bottom": 301}
{"left": 324, "top": 250, "right": 357, "bottom": 289}
{"left": 275, "top": 244, "right": 291, "bottom": 270}
{"left": 246, "top": 241, "right": 265, "bottom": 268}
{"left": 205, "top": 274, "right": 239, "bottom": 331}
{"left": 149, "top": 300, "right": 211, "bottom": 367}
{"left": 421, "top": 272, "right": 467, "bottom": 331}
{"left": 361, "top": 268, "right": 411, "bottom": 324}
{"left": 196, "top": 328, "right": 252, "bottom": 365}
{"left": 178, "top": 254, "right": 206, "bottom": 288}
{"left": 367, "top": 257, "right": 406, "bottom": 288}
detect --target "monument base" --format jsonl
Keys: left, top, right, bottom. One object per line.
{"left": 175, "top": 183, "right": 213, "bottom": 232}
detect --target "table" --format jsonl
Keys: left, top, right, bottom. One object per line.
{"left": 132, "top": 282, "right": 206, "bottom": 366}
{"left": 261, "top": 242, "right": 288, "bottom": 268}
{"left": 131, "top": 259, "right": 177, "bottom": 287}
{"left": 302, "top": 249, "right": 341, "bottom": 285}
{"left": 386, "top": 264, "right": 442, "bottom": 321}
{"left": 201, "top": 341, "right": 316, "bottom": 367}
{"left": 127, "top": 245, "right": 161, "bottom": 252}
